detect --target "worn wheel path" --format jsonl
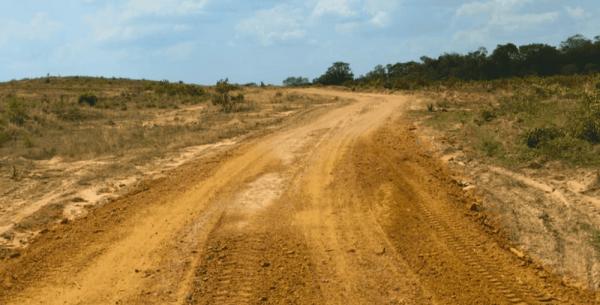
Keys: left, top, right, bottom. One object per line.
{"left": 0, "top": 89, "right": 597, "bottom": 304}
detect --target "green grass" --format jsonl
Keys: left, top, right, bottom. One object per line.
{"left": 415, "top": 74, "right": 600, "bottom": 167}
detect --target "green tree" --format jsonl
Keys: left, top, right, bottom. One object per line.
{"left": 314, "top": 62, "right": 354, "bottom": 85}
{"left": 350, "top": 33, "right": 600, "bottom": 88}
{"left": 489, "top": 43, "right": 520, "bottom": 78}
{"left": 283, "top": 77, "right": 310, "bottom": 87}
{"left": 518, "top": 44, "right": 561, "bottom": 76}
{"left": 560, "top": 34, "right": 593, "bottom": 52}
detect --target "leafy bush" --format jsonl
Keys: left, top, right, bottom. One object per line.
{"left": 5, "top": 98, "right": 28, "bottom": 126}
{"left": 561, "top": 64, "right": 579, "bottom": 75}
{"left": 569, "top": 94, "right": 600, "bottom": 144}
{"left": 539, "top": 136, "right": 595, "bottom": 164}
{"left": 525, "top": 127, "right": 564, "bottom": 148}
{"left": 52, "top": 100, "right": 91, "bottom": 121}
{"left": 78, "top": 93, "right": 98, "bottom": 107}
{"left": 480, "top": 110, "right": 496, "bottom": 122}
{"left": 154, "top": 82, "right": 205, "bottom": 96}
{"left": 212, "top": 79, "right": 244, "bottom": 112}
{"left": 572, "top": 117, "right": 600, "bottom": 144}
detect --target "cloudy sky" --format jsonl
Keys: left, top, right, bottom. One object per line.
{"left": 0, "top": 0, "right": 598, "bottom": 84}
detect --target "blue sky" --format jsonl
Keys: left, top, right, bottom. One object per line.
{"left": 0, "top": 0, "right": 598, "bottom": 84}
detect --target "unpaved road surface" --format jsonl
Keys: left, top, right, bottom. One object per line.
{"left": 0, "top": 89, "right": 597, "bottom": 304}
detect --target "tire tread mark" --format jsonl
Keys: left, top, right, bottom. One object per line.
{"left": 379, "top": 155, "right": 556, "bottom": 305}
{"left": 209, "top": 235, "right": 264, "bottom": 305}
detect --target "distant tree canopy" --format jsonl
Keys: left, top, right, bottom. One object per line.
{"left": 283, "top": 76, "right": 310, "bottom": 87}
{"left": 345, "top": 34, "right": 600, "bottom": 89}
{"left": 314, "top": 62, "right": 354, "bottom": 85}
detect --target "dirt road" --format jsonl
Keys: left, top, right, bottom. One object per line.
{"left": 0, "top": 89, "right": 597, "bottom": 304}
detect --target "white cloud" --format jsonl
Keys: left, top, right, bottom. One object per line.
{"left": 364, "top": 0, "right": 398, "bottom": 27}
{"left": 237, "top": 5, "right": 307, "bottom": 46}
{"left": 565, "top": 6, "right": 588, "bottom": 19}
{"left": 312, "top": 0, "right": 356, "bottom": 17}
{"left": 335, "top": 22, "right": 360, "bottom": 33}
{"left": 495, "top": 11, "right": 559, "bottom": 30}
{"left": 311, "top": 0, "right": 398, "bottom": 27}
{"left": 156, "top": 41, "right": 197, "bottom": 60}
{"left": 0, "top": 12, "right": 61, "bottom": 46}
{"left": 238, "top": 0, "right": 400, "bottom": 43}
{"left": 453, "top": 0, "right": 559, "bottom": 45}
{"left": 122, "top": 0, "right": 208, "bottom": 18}
{"left": 456, "top": 0, "right": 531, "bottom": 17}
{"left": 86, "top": 0, "right": 208, "bottom": 43}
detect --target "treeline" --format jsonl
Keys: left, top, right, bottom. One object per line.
{"left": 300, "top": 34, "right": 600, "bottom": 89}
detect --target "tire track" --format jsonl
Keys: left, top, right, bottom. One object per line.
{"left": 190, "top": 233, "right": 265, "bottom": 305}
{"left": 211, "top": 235, "right": 263, "bottom": 305}
{"left": 379, "top": 153, "right": 557, "bottom": 305}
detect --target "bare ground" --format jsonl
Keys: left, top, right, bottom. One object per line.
{"left": 0, "top": 89, "right": 598, "bottom": 304}
{"left": 0, "top": 88, "right": 342, "bottom": 252}
{"left": 410, "top": 92, "right": 600, "bottom": 291}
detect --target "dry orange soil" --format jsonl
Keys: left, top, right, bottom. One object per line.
{"left": 0, "top": 89, "right": 597, "bottom": 304}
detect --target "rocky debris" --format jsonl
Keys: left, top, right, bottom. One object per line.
{"left": 469, "top": 202, "right": 482, "bottom": 212}
{"left": 462, "top": 185, "right": 476, "bottom": 192}
{"left": 509, "top": 247, "right": 525, "bottom": 259}
{"left": 261, "top": 261, "right": 271, "bottom": 268}
{"left": 375, "top": 246, "right": 386, "bottom": 256}
{"left": 134, "top": 268, "right": 161, "bottom": 278}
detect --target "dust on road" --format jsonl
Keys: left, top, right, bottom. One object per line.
{"left": 0, "top": 89, "right": 597, "bottom": 304}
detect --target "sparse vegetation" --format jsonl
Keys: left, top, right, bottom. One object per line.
{"left": 78, "top": 93, "right": 98, "bottom": 107}
{"left": 0, "top": 76, "right": 337, "bottom": 163}
{"left": 211, "top": 79, "right": 251, "bottom": 113}
{"left": 5, "top": 97, "right": 28, "bottom": 126}
{"left": 525, "top": 127, "right": 564, "bottom": 148}
{"left": 413, "top": 74, "right": 600, "bottom": 167}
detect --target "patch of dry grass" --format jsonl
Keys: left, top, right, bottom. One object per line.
{"left": 0, "top": 77, "right": 333, "bottom": 164}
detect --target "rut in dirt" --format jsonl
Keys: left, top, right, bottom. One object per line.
{"left": 0, "top": 90, "right": 597, "bottom": 305}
